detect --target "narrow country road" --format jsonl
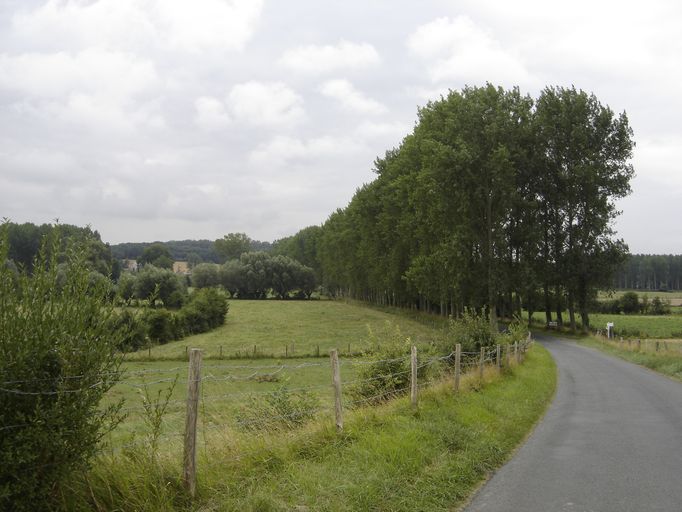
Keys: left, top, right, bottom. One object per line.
{"left": 464, "top": 335, "right": 682, "bottom": 512}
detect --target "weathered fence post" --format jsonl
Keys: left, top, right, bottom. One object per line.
{"left": 637, "top": 339, "right": 641, "bottom": 351}
{"left": 496, "top": 344, "right": 501, "bottom": 371}
{"left": 410, "top": 345, "right": 418, "bottom": 408}
{"left": 506, "top": 343, "right": 511, "bottom": 368}
{"left": 656, "top": 341, "right": 660, "bottom": 352}
{"left": 185, "top": 346, "right": 188, "bottom": 360}
{"left": 479, "top": 346, "right": 485, "bottom": 380}
{"left": 183, "top": 348, "right": 203, "bottom": 498}
{"left": 330, "top": 349, "right": 343, "bottom": 432}
{"left": 514, "top": 341, "right": 519, "bottom": 364}
{"left": 454, "top": 343, "right": 461, "bottom": 393}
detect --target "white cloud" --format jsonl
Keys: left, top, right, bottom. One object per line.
{"left": 320, "top": 79, "right": 387, "bottom": 115}
{"left": 249, "top": 135, "right": 364, "bottom": 166}
{"left": 407, "top": 16, "right": 532, "bottom": 86}
{"left": 152, "top": 0, "right": 264, "bottom": 53}
{"left": 227, "top": 81, "right": 305, "bottom": 128}
{"left": 355, "top": 120, "right": 411, "bottom": 140}
{"left": 0, "top": 49, "right": 158, "bottom": 100}
{"left": 10, "top": 0, "right": 263, "bottom": 53}
{"left": 279, "top": 40, "right": 380, "bottom": 74}
{"left": 194, "top": 96, "right": 231, "bottom": 130}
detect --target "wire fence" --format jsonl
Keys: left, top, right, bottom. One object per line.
{"left": 1, "top": 333, "right": 534, "bottom": 495}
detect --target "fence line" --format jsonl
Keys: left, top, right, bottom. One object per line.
{"left": 2, "top": 335, "right": 534, "bottom": 494}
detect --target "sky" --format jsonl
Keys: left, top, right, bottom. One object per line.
{"left": 0, "top": 0, "right": 680, "bottom": 253}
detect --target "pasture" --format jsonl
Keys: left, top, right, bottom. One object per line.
{"left": 105, "top": 300, "right": 449, "bottom": 448}
{"left": 532, "top": 311, "right": 682, "bottom": 338}
{"left": 126, "top": 299, "right": 446, "bottom": 360}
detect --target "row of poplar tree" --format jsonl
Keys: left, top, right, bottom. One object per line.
{"left": 277, "top": 85, "right": 635, "bottom": 331}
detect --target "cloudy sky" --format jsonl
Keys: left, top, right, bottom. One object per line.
{"left": 1, "top": 0, "right": 680, "bottom": 252}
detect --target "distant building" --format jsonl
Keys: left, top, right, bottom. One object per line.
{"left": 173, "top": 261, "right": 191, "bottom": 275}
{"left": 121, "top": 259, "right": 138, "bottom": 272}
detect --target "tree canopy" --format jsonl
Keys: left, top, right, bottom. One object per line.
{"left": 288, "top": 84, "right": 635, "bottom": 331}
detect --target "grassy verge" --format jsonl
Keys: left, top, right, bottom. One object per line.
{"left": 66, "top": 344, "right": 556, "bottom": 511}
{"left": 577, "top": 336, "right": 682, "bottom": 382}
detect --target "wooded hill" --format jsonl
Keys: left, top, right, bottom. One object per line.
{"left": 275, "top": 85, "right": 635, "bottom": 331}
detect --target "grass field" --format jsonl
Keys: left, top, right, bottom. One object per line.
{"left": 69, "top": 342, "right": 556, "bottom": 511}
{"left": 531, "top": 311, "right": 682, "bottom": 338}
{"left": 578, "top": 335, "right": 682, "bottom": 382}
{"left": 598, "top": 289, "right": 682, "bottom": 306}
{"left": 128, "top": 299, "right": 447, "bottom": 360}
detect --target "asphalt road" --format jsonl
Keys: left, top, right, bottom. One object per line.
{"left": 464, "top": 335, "right": 682, "bottom": 512}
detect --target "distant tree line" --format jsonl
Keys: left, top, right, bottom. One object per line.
{"left": 275, "top": 85, "right": 635, "bottom": 331}
{"left": 613, "top": 254, "right": 682, "bottom": 291}
{"left": 3, "top": 221, "right": 117, "bottom": 276}
{"left": 111, "top": 234, "right": 273, "bottom": 265}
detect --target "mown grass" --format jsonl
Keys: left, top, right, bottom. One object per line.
{"left": 127, "top": 300, "right": 447, "bottom": 360}
{"left": 66, "top": 344, "right": 556, "bottom": 511}
{"left": 578, "top": 335, "right": 682, "bottom": 382}
{"left": 530, "top": 311, "right": 682, "bottom": 338}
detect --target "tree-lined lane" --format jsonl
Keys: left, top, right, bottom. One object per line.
{"left": 464, "top": 335, "right": 682, "bottom": 512}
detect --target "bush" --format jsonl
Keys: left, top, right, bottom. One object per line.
{"left": 141, "top": 308, "right": 175, "bottom": 344}
{"left": 620, "top": 292, "right": 640, "bottom": 314}
{"left": 235, "top": 386, "right": 320, "bottom": 431}
{"left": 648, "top": 296, "right": 671, "bottom": 315}
{"left": 0, "top": 226, "right": 126, "bottom": 511}
{"left": 444, "top": 310, "right": 497, "bottom": 352}
{"left": 108, "top": 309, "right": 147, "bottom": 352}
{"left": 178, "top": 288, "right": 228, "bottom": 334}
{"left": 349, "top": 322, "right": 430, "bottom": 404}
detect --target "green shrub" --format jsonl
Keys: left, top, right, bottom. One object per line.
{"left": 349, "top": 322, "right": 430, "bottom": 404}
{"left": 443, "top": 310, "right": 497, "bottom": 352}
{"left": 0, "top": 226, "right": 126, "bottom": 511}
{"left": 178, "top": 288, "right": 228, "bottom": 334}
{"left": 108, "top": 309, "right": 147, "bottom": 352}
{"left": 141, "top": 308, "right": 175, "bottom": 344}
{"left": 235, "top": 386, "right": 320, "bottom": 431}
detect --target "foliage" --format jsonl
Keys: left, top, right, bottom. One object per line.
{"left": 349, "top": 322, "right": 429, "bottom": 404}
{"left": 620, "top": 291, "right": 640, "bottom": 314}
{"left": 279, "top": 85, "right": 634, "bottom": 332}
{"left": 648, "top": 296, "right": 671, "bottom": 315}
{"left": 190, "top": 262, "right": 220, "bottom": 288}
{"left": 443, "top": 310, "right": 497, "bottom": 352}
{"left": 0, "top": 225, "right": 125, "bottom": 511}
{"left": 178, "top": 288, "right": 229, "bottom": 334}
{"left": 138, "top": 243, "right": 173, "bottom": 269}
{"left": 4, "top": 221, "right": 114, "bottom": 276}
{"left": 614, "top": 254, "right": 682, "bottom": 291}
{"left": 235, "top": 385, "right": 320, "bottom": 431}
{"left": 217, "top": 252, "right": 316, "bottom": 299}
{"left": 215, "top": 232, "right": 252, "bottom": 262}
{"left": 129, "top": 265, "right": 187, "bottom": 306}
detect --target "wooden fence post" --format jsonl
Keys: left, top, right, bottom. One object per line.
{"left": 183, "top": 348, "right": 203, "bottom": 498}
{"left": 637, "top": 339, "right": 641, "bottom": 351}
{"left": 496, "top": 344, "right": 501, "bottom": 371}
{"left": 505, "top": 343, "right": 510, "bottom": 368}
{"left": 514, "top": 341, "right": 519, "bottom": 364}
{"left": 656, "top": 341, "right": 660, "bottom": 352}
{"left": 330, "top": 349, "right": 343, "bottom": 432}
{"left": 479, "top": 346, "right": 485, "bottom": 380}
{"left": 454, "top": 344, "right": 461, "bottom": 393}
{"left": 185, "top": 346, "right": 188, "bottom": 360}
{"left": 410, "top": 345, "right": 418, "bottom": 408}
